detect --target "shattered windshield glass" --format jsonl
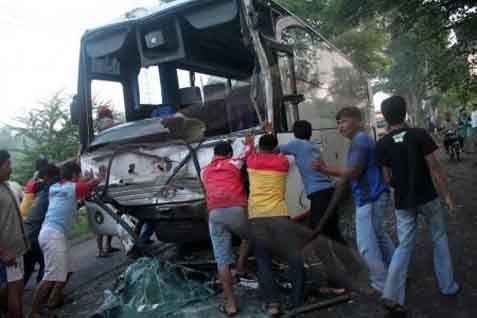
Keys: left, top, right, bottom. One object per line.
{"left": 94, "top": 258, "right": 268, "bottom": 318}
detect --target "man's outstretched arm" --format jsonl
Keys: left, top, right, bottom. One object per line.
{"left": 303, "top": 178, "right": 349, "bottom": 247}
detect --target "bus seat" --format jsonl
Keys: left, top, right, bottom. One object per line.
{"left": 178, "top": 87, "right": 203, "bottom": 121}
{"left": 203, "top": 83, "right": 229, "bottom": 136}
{"left": 203, "top": 83, "right": 227, "bottom": 102}
{"left": 226, "top": 85, "right": 261, "bottom": 131}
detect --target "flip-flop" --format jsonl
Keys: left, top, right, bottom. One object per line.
{"left": 261, "top": 303, "right": 281, "bottom": 316}
{"left": 97, "top": 252, "right": 111, "bottom": 258}
{"left": 382, "top": 299, "right": 408, "bottom": 315}
{"left": 106, "top": 247, "right": 121, "bottom": 253}
{"left": 218, "top": 304, "right": 238, "bottom": 317}
{"left": 442, "top": 286, "right": 461, "bottom": 297}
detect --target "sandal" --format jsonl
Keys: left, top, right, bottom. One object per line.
{"left": 318, "top": 287, "right": 348, "bottom": 296}
{"left": 218, "top": 303, "right": 239, "bottom": 317}
{"left": 105, "top": 247, "right": 120, "bottom": 254}
{"left": 382, "top": 299, "right": 408, "bottom": 315}
{"left": 97, "top": 251, "right": 110, "bottom": 258}
{"left": 261, "top": 302, "right": 281, "bottom": 317}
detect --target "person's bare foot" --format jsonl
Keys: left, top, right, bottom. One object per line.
{"left": 219, "top": 302, "right": 238, "bottom": 317}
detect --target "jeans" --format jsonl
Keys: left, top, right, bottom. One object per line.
{"left": 356, "top": 192, "right": 395, "bottom": 292}
{"left": 308, "top": 188, "right": 347, "bottom": 245}
{"left": 135, "top": 223, "right": 155, "bottom": 248}
{"left": 382, "top": 198, "right": 459, "bottom": 305}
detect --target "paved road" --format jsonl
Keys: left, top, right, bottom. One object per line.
{"left": 24, "top": 235, "right": 129, "bottom": 305}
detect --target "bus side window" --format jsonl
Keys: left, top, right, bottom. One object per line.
{"left": 138, "top": 66, "right": 162, "bottom": 105}
{"left": 90, "top": 80, "right": 125, "bottom": 134}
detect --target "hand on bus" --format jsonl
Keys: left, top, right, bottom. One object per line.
{"left": 244, "top": 134, "right": 255, "bottom": 147}
{"left": 262, "top": 121, "right": 273, "bottom": 134}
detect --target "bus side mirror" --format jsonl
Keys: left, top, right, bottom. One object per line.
{"left": 70, "top": 95, "right": 81, "bottom": 125}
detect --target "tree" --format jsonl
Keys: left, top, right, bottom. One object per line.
{"left": 7, "top": 92, "right": 80, "bottom": 183}
{"left": 278, "top": 0, "right": 476, "bottom": 125}
{"left": 277, "top": 0, "right": 391, "bottom": 75}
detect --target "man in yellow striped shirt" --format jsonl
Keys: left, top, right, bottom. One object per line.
{"left": 245, "top": 134, "right": 365, "bottom": 314}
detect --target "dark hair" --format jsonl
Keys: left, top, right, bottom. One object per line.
{"left": 34, "top": 164, "right": 61, "bottom": 194}
{"left": 60, "top": 162, "right": 81, "bottom": 181}
{"left": 35, "top": 157, "right": 49, "bottom": 171}
{"left": 259, "top": 134, "right": 278, "bottom": 152}
{"left": 0, "top": 150, "right": 10, "bottom": 167}
{"left": 214, "top": 142, "right": 233, "bottom": 157}
{"left": 336, "top": 107, "right": 362, "bottom": 121}
{"left": 381, "top": 96, "right": 407, "bottom": 125}
{"left": 38, "top": 164, "right": 60, "bottom": 180}
{"left": 293, "top": 120, "right": 312, "bottom": 140}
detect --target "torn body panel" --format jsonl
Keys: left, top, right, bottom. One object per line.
{"left": 75, "top": 0, "right": 373, "bottom": 247}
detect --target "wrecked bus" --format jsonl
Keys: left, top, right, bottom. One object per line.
{"left": 70, "top": 0, "right": 375, "bottom": 248}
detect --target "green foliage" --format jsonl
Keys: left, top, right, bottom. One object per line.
{"left": 277, "top": 0, "right": 391, "bottom": 75}
{"left": 71, "top": 207, "right": 91, "bottom": 238}
{"left": 332, "top": 21, "right": 391, "bottom": 75}
{"left": 277, "top": 0, "right": 476, "bottom": 125}
{"left": 7, "top": 92, "right": 80, "bottom": 183}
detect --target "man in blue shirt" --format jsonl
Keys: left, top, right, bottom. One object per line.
{"left": 31, "top": 162, "right": 104, "bottom": 318}
{"left": 313, "top": 107, "right": 395, "bottom": 294}
{"left": 278, "top": 120, "right": 346, "bottom": 244}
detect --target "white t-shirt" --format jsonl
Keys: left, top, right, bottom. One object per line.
{"left": 472, "top": 111, "right": 477, "bottom": 128}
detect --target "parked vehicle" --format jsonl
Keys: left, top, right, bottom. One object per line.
{"left": 444, "top": 129, "right": 462, "bottom": 161}
{"left": 70, "top": 0, "right": 375, "bottom": 248}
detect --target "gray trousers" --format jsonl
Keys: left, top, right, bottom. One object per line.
{"left": 251, "top": 216, "right": 367, "bottom": 306}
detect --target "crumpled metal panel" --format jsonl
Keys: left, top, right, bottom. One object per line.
{"left": 89, "top": 116, "right": 205, "bottom": 149}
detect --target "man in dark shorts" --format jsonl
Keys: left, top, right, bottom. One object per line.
{"left": 376, "top": 96, "right": 460, "bottom": 312}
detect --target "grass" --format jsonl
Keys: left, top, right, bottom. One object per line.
{"left": 70, "top": 206, "right": 91, "bottom": 239}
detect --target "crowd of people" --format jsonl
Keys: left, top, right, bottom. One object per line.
{"left": 438, "top": 108, "right": 477, "bottom": 154}
{"left": 202, "top": 95, "right": 459, "bottom": 316}
{"left": 0, "top": 95, "right": 461, "bottom": 317}
{"left": 0, "top": 156, "right": 104, "bottom": 318}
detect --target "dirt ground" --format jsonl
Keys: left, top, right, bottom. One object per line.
{"left": 312, "top": 151, "right": 477, "bottom": 318}
{"left": 23, "top": 151, "right": 477, "bottom": 318}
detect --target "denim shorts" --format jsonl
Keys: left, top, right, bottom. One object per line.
{"left": 208, "top": 206, "right": 250, "bottom": 266}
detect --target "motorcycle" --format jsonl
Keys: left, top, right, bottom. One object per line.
{"left": 444, "top": 129, "right": 462, "bottom": 161}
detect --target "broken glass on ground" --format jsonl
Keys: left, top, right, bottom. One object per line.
{"left": 92, "top": 257, "right": 268, "bottom": 318}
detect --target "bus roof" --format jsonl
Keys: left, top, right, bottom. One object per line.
{"left": 84, "top": 0, "right": 211, "bottom": 36}
{"left": 82, "top": 0, "right": 367, "bottom": 76}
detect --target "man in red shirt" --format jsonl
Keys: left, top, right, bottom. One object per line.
{"left": 202, "top": 142, "right": 251, "bottom": 316}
